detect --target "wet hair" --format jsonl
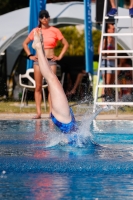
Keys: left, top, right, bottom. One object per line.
{"left": 38, "top": 10, "right": 50, "bottom": 27}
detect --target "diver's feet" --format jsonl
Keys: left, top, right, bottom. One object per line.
{"left": 107, "top": 8, "right": 117, "bottom": 17}
{"left": 32, "top": 29, "right": 42, "bottom": 50}
{"left": 129, "top": 8, "right": 133, "bottom": 17}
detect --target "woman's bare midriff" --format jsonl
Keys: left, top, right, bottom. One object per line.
{"left": 35, "top": 48, "right": 55, "bottom": 60}
{"left": 44, "top": 48, "right": 55, "bottom": 58}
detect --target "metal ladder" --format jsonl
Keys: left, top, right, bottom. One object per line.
{"left": 94, "top": 0, "right": 133, "bottom": 114}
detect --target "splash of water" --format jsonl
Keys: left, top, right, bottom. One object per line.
{"left": 76, "top": 106, "right": 104, "bottom": 146}
{"left": 44, "top": 104, "right": 105, "bottom": 148}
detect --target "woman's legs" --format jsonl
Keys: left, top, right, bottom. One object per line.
{"left": 129, "top": 0, "right": 133, "bottom": 8}
{"left": 67, "top": 72, "right": 85, "bottom": 95}
{"left": 109, "top": 0, "right": 116, "bottom": 8}
{"left": 109, "top": 0, "right": 133, "bottom": 8}
{"left": 33, "top": 64, "right": 43, "bottom": 118}
{"left": 129, "top": 0, "right": 133, "bottom": 16}
{"left": 107, "top": 0, "right": 117, "bottom": 16}
{"left": 105, "top": 72, "right": 115, "bottom": 97}
{"left": 34, "top": 31, "right": 71, "bottom": 123}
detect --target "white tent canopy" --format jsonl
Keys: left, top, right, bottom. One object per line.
{"left": 0, "top": 2, "right": 86, "bottom": 54}
{"left": 0, "top": 2, "right": 133, "bottom": 75}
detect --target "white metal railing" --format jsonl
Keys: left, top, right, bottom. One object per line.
{"left": 96, "top": 102, "right": 133, "bottom": 105}
{"left": 100, "top": 67, "right": 133, "bottom": 70}
{"left": 105, "top": 16, "right": 131, "bottom": 19}
{"left": 98, "top": 85, "right": 133, "bottom": 88}
{"left": 94, "top": 0, "right": 133, "bottom": 113}
{"left": 102, "top": 56, "right": 133, "bottom": 59}
{"left": 103, "top": 33, "right": 133, "bottom": 36}
{"left": 101, "top": 50, "right": 133, "bottom": 53}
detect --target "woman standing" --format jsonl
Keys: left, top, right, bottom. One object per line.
{"left": 99, "top": 23, "right": 115, "bottom": 101}
{"left": 23, "top": 10, "right": 69, "bottom": 119}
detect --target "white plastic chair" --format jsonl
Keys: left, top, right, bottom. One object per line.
{"left": 19, "top": 68, "right": 48, "bottom": 111}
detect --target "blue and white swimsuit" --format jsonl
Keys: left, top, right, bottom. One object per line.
{"left": 51, "top": 108, "right": 78, "bottom": 133}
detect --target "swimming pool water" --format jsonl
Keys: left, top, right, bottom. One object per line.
{"left": 0, "top": 119, "right": 133, "bottom": 199}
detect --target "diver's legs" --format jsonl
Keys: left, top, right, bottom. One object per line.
{"left": 33, "top": 30, "right": 71, "bottom": 123}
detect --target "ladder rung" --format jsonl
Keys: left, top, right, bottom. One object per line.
{"left": 103, "top": 33, "right": 133, "bottom": 36}
{"left": 95, "top": 102, "right": 133, "bottom": 106}
{"left": 100, "top": 67, "right": 133, "bottom": 70}
{"left": 105, "top": 16, "right": 132, "bottom": 19}
{"left": 102, "top": 56, "right": 133, "bottom": 59}
{"left": 98, "top": 84, "right": 133, "bottom": 87}
{"left": 101, "top": 50, "right": 133, "bottom": 53}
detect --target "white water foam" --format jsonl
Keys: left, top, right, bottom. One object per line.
{"left": 43, "top": 104, "right": 109, "bottom": 148}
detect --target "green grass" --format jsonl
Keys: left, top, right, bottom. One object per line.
{"left": 0, "top": 100, "right": 81, "bottom": 114}
{"left": 0, "top": 101, "right": 48, "bottom": 114}
{"left": 0, "top": 100, "right": 90, "bottom": 116}
{"left": 0, "top": 100, "right": 133, "bottom": 115}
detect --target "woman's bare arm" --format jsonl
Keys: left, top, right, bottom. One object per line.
{"left": 51, "top": 37, "right": 69, "bottom": 61}
{"left": 23, "top": 37, "right": 38, "bottom": 61}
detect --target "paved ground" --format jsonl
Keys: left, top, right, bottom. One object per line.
{"left": 0, "top": 113, "right": 50, "bottom": 120}
{"left": 0, "top": 113, "right": 133, "bottom": 120}
{"left": 96, "top": 114, "right": 133, "bottom": 120}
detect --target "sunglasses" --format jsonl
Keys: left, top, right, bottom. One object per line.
{"left": 40, "top": 16, "right": 49, "bottom": 20}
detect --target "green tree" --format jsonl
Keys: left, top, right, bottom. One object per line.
{"left": 55, "top": 26, "right": 85, "bottom": 56}
{"left": 55, "top": 26, "right": 101, "bottom": 56}
{"left": 92, "top": 29, "right": 101, "bottom": 55}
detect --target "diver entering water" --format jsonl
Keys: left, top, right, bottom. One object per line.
{"left": 32, "top": 30, "right": 111, "bottom": 146}
{"left": 32, "top": 29, "right": 78, "bottom": 134}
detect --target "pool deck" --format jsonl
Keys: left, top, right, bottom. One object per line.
{"left": 0, "top": 113, "right": 133, "bottom": 120}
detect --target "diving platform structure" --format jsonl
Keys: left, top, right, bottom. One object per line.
{"left": 94, "top": 0, "right": 133, "bottom": 114}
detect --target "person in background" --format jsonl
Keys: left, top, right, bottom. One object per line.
{"left": 66, "top": 70, "right": 87, "bottom": 96}
{"left": 99, "top": 23, "right": 115, "bottom": 101}
{"left": 23, "top": 10, "right": 69, "bottom": 119}
{"left": 117, "top": 54, "right": 133, "bottom": 101}
{"left": 107, "top": 0, "right": 133, "bottom": 17}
